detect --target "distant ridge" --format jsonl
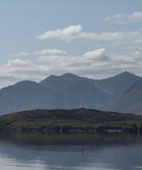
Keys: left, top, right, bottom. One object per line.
{"left": 40, "top": 73, "right": 81, "bottom": 91}
{"left": 0, "top": 71, "right": 141, "bottom": 115}
{"left": 92, "top": 71, "right": 140, "bottom": 98}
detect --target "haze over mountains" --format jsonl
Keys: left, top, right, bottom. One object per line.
{"left": 0, "top": 71, "right": 141, "bottom": 115}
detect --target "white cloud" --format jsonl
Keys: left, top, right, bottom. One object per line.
{"left": 83, "top": 48, "right": 110, "bottom": 61}
{"left": 12, "top": 49, "right": 67, "bottom": 57}
{"left": 38, "top": 25, "right": 83, "bottom": 41}
{"left": 37, "top": 25, "right": 102, "bottom": 41}
{"left": 1, "top": 48, "right": 142, "bottom": 88}
{"left": 33, "top": 49, "right": 67, "bottom": 56}
{"left": 37, "top": 25, "right": 142, "bottom": 44}
{"left": 11, "top": 52, "right": 30, "bottom": 57}
{"left": 105, "top": 11, "right": 142, "bottom": 24}
{"left": 7, "top": 58, "right": 33, "bottom": 67}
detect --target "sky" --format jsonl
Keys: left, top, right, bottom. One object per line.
{"left": 0, "top": 0, "right": 142, "bottom": 87}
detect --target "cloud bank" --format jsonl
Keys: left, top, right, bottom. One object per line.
{"left": 105, "top": 11, "right": 142, "bottom": 24}
{"left": 37, "top": 25, "right": 142, "bottom": 44}
{"left": 2, "top": 20, "right": 142, "bottom": 88}
{"left": 0, "top": 48, "right": 142, "bottom": 88}
{"left": 12, "top": 49, "right": 67, "bottom": 57}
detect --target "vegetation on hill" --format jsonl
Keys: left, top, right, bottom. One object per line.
{"left": 0, "top": 109, "right": 142, "bottom": 133}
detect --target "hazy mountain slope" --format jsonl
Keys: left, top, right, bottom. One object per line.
{"left": 35, "top": 80, "right": 109, "bottom": 109}
{"left": 0, "top": 81, "right": 49, "bottom": 114}
{"left": 92, "top": 71, "right": 140, "bottom": 98}
{"left": 103, "top": 78, "right": 142, "bottom": 114}
{"left": 0, "top": 71, "right": 141, "bottom": 115}
{"left": 40, "top": 71, "right": 140, "bottom": 100}
{"left": 39, "top": 73, "right": 83, "bottom": 91}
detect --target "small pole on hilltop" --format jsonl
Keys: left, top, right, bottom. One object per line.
{"left": 81, "top": 104, "right": 84, "bottom": 109}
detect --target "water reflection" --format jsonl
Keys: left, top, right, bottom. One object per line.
{"left": 0, "top": 133, "right": 142, "bottom": 170}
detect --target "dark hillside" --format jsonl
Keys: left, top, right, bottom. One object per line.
{"left": 0, "top": 109, "right": 142, "bottom": 133}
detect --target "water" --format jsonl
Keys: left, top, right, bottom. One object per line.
{"left": 0, "top": 133, "right": 142, "bottom": 170}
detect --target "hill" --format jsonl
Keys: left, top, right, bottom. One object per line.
{"left": 0, "top": 109, "right": 142, "bottom": 133}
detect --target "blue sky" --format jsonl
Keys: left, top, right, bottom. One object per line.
{"left": 0, "top": 0, "right": 142, "bottom": 87}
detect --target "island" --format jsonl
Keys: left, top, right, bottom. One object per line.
{"left": 0, "top": 108, "right": 142, "bottom": 133}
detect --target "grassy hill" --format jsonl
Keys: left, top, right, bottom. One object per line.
{"left": 0, "top": 108, "right": 142, "bottom": 133}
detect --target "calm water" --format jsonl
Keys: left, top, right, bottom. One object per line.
{"left": 0, "top": 133, "right": 142, "bottom": 170}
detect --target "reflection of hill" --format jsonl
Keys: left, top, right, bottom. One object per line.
{"left": 0, "top": 134, "right": 142, "bottom": 170}
{"left": 0, "top": 133, "right": 142, "bottom": 147}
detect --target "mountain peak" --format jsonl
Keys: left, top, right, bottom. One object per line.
{"left": 45, "top": 73, "right": 78, "bottom": 80}
{"left": 119, "top": 71, "right": 138, "bottom": 77}
{"left": 39, "top": 72, "right": 81, "bottom": 91}
{"left": 14, "top": 80, "right": 37, "bottom": 87}
{"left": 122, "top": 71, "right": 130, "bottom": 74}
{"left": 61, "top": 73, "right": 79, "bottom": 78}
{"left": 107, "top": 71, "right": 140, "bottom": 80}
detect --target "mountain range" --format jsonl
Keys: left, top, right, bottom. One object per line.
{"left": 0, "top": 71, "right": 141, "bottom": 115}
